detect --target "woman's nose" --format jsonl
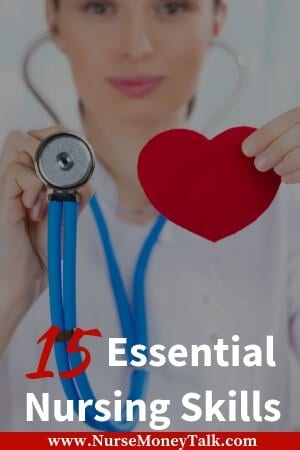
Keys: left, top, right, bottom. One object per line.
{"left": 122, "top": 19, "right": 154, "bottom": 61}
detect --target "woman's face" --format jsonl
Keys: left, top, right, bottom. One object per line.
{"left": 47, "top": 0, "right": 226, "bottom": 125}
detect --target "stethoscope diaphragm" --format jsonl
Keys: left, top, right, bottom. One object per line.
{"left": 34, "top": 131, "right": 95, "bottom": 191}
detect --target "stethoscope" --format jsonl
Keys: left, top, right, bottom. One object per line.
{"left": 25, "top": 32, "right": 247, "bottom": 430}
{"left": 34, "top": 131, "right": 167, "bottom": 431}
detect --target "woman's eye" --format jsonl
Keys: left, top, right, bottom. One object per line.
{"left": 157, "top": 1, "right": 189, "bottom": 15}
{"left": 82, "top": 1, "right": 115, "bottom": 15}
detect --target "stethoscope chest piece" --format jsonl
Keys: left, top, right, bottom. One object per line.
{"left": 35, "top": 131, "right": 95, "bottom": 191}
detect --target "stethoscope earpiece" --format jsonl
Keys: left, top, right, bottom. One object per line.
{"left": 35, "top": 131, "right": 95, "bottom": 193}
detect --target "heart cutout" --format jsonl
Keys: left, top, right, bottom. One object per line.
{"left": 138, "top": 127, "right": 281, "bottom": 242}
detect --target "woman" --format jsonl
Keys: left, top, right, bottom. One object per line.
{"left": 0, "top": 0, "right": 300, "bottom": 431}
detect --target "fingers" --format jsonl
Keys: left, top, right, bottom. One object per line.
{"left": 280, "top": 170, "right": 300, "bottom": 184}
{"left": 28, "top": 125, "right": 69, "bottom": 142}
{"left": 0, "top": 158, "right": 45, "bottom": 225}
{"left": 30, "top": 188, "right": 48, "bottom": 222}
{"left": 2, "top": 158, "right": 43, "bottom": 200}
{"left": 240, "top": 108, "right": 300, "bottom": 185}
{"left": 273, "top": 147, "right": 300, "bottom": 184}
{"left": 0, "top": 126, "right": 70, "bottom": 181}
{"left": 12, "top": 152, "right": 43, "bottom": 209}
{"left": 0, "top": 131, "right": 40, "bottom": 179}
{"left": 274, "top": 147, "right": 300, "bottom": 176}
{"left": 252, "top": 123, "right": 300, "bottom": 172}
{"left": 242, "top": 107, "right": 300, "bottom": 157}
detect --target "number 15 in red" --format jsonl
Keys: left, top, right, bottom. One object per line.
{"left": 26, "top": 326, "right": 102, "bottom": 380}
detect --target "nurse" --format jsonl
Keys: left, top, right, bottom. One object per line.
{"left": 0, "top": 0, "right": 300, "bottom": 431}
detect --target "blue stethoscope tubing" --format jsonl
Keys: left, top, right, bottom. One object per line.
{"left": 48, "top": 194, "right": 166, "bottom": 431}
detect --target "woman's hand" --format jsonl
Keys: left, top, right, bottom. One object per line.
{"left": 0, "top": 126, "right": 94, "bottom": 357}
{"left": 242, "top": 107, "right": 300, "bottom": 184}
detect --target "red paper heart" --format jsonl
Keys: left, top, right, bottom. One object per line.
{"left": 138, "top": 127, "right": 281, "bottom": 242}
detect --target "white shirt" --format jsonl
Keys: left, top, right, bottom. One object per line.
{"left": 0, "top": 159, "right": 300, "bottom": 432}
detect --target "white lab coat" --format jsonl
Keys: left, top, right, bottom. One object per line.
{"left": 0, "top": 160, "right": 300, "bottom": 432}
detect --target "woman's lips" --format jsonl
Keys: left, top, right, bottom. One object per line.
{"left": 107, "top": 76, "right": 166, "bottom": 97}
